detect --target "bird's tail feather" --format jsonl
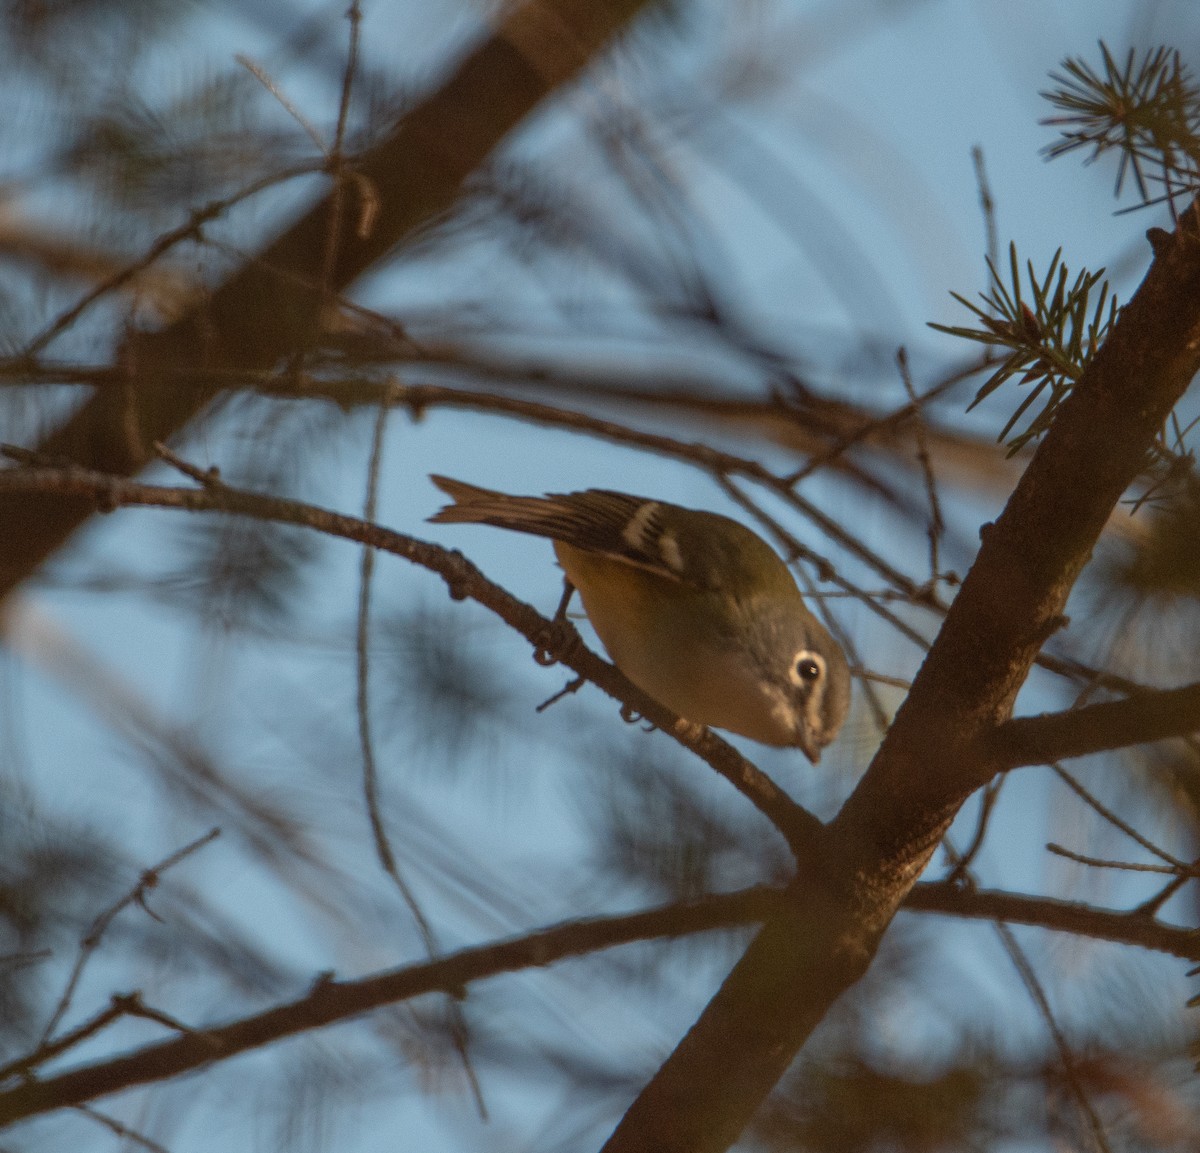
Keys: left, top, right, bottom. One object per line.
{"left": 428, "top": 475, "right": 569, "bottom": 540}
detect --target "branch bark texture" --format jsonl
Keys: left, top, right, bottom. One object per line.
{"left": 993, "top": 681, "right": 1200, "bottom": 766}
{"left": 600, "top": 215, "right": 1200, "bottom": 1152}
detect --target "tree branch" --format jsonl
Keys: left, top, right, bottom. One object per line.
{"left": 0, "top": 0, "right": 653, "bottom": 602}
{"left": 0, "top": 888, "right": 779, "bottom": 1127}
{"left": 991, "top": 681, "right": 1200, "bottom": 767}
{"left": 903, "top": 882, "right": 1196, "bottom": 956}
{"left": 0, "top": 462, "right": 821, "bottom": 854}
{"left": 1, "top": 880, "right": 1193, "bottom": 1127}
{"left": 600, "top": 210, "right": 1200, "bottom": 1153}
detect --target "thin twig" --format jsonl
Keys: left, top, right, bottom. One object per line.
{"left": 336, "top": 4, "right": 480, "bottom": 1100}
{"left": 0, "top": 949, "right": 51, "bottom": 972}
{"left": 945, "top": 776, "right": 1004, "bottom": 883}
{"left": 1134, "top": 870, "right": 1193, "bottom": 916}
{"left": 353, "top": 398, "right": 489, "bottom": 1113}
{"left": 785, "top": 357, "right": 985, "bottom": 484}
{"left": 972, "top": 144, "right": 1000, "bottom": 271}
{"left": 993, "top": 921, "right": 1112, "bottom": 1153}
{"left": 75, "top": 1105, "right": 172, "bottom": 1153}
{"left": 897, "top": 346, "right": 944, "bottom": 584}
{"left": 332, "top": 2, "right": 361, "bottom": 159}
{"left": 21, "top": 165, "right": 321, "bottom": 358}
{"left": 119, "top": 994, "right": 197, "bottom": 1036}
{"left": 536, "top": 675, "right": 587, "bottom": 712}
{"left": 153, "top": 441, "right": 223, "bottom": 487}
{"left": 1049, "top": 762, "right": 1186, "bottom": 868}
{"left": 237, "top": 55, "right": 329, "bottom": 155}
{"left": 0, "top": 990, "right": 201, "bottom": 1084}
{"left": 37, "top": 828, "right": 221, "bottom": 1046}
{"left": 0, "top": 999, "right": 124, "bottom": 1081}
{"left": 1046, "top": 843, "right": 1186, "bottom": 875}
{"left": 940, "top": 836, "right": 1111, "bottom": 1153}
{"left": 356, "top": 401, "right": 429, "bottom": 933}
{"left": 320, "top": 0, "right": 362, "bottom": 302}
{"left": 850, "top": 668, "right": 911, "bottom": 691}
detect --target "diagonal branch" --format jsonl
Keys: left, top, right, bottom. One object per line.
{"left": 0, "top": 0, "right": 653, "bottom": 602}
{"left": 600, "top": 211, "right": 1200, "bottom": 1153}
{"left": 991, "top": 681, "right": 1200, "bottom": 767}
{"left": 0, "top": 462, "right": 821, "bottom": 854}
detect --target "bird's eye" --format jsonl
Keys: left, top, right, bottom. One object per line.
{"left": 795, "top": 657, "right": 821, "bottom": 682}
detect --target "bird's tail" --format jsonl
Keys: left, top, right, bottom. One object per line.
{"left": 428, "top": 475, "right": 567, "bottom": 539}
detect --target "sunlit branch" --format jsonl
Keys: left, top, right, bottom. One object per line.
{"left": 601, "top": 197, "right": 1200, "bottom": 1153}
{"left": 992, "top": 681, "right": 1200, "bottom": 767}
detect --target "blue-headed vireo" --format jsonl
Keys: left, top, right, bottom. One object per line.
{"left": 429, "top": 476, "right": 851, "bottom": 762}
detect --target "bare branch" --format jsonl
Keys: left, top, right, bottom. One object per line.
{"left": 897, "top": 346, "right": 946, "bottom": 585}
{"left": 0, "top": 465, "right": 822, "bottom": 854}
{"left": 992, "top": 920, "right": 1112, "bottom": 1153}
{"left": 74, "top": 1106, "right": 171, "bottom": 1153}
{"left": 992, "top": 681, "right": 1200, "bottom": 766}
{"left": 0, "top": 887, "right": 781, "bottom": 1126}
{"left": 1, "top": 881, "right": 1194, "bottom": 1127}
{"left": 1047, "top": 762, "right": 1187, "bottom": 868}
{"left": 904, "top": 882, "right": 1197, "bottom": 956}
{"left": 1045, "top": 843, "right": 1184, "bottom": 874}
{"left": 0, "top": 0, "right": 656, "bottom": 602}
{"left": 37, "top": 829, "right": 220, "bottom": 1046}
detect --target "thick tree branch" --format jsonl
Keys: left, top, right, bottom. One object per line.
{"left": 600, "top": 212, "right": 1200, "bottom": 1153}
{"left": 0, "top": 0, "right": 653, "bottom": 601}
{"left": 0, "top": 462, "right": 821, "bottom": 853}
{"left": 1, "top": 880, "right": 1193, "bottom": 1128}
{"left": 991, "top": 682, "right": 1200, "bottom": 767}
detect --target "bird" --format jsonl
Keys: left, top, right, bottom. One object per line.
{"left": 428, "top": 475, "right": 851, "bottom": 762}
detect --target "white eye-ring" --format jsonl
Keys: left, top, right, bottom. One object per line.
{"left": 792, "top": 651, "right": 825, "bottom": 686}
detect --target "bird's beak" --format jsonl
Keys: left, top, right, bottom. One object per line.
{"left": 795, "top": 728, "right": 820, "bottom": 764}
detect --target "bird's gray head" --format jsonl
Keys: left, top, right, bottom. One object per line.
{"left": 749, "top": 605, "right": 852, "bottom": 762}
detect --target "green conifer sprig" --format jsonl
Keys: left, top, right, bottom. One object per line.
{"left": 930, "top": 243, "right": 1118, "bottom": 454}
{"left": 1041, "top": 44, "right": 1200, "bottom": 205}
